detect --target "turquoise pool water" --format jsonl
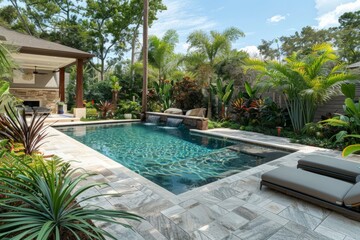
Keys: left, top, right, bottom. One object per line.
{"left": 57, "top": 123, "right": 289, "bottom": 194}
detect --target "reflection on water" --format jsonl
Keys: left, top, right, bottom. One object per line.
{"left": 56, "top": 123, "right": 289, "bottom": 194}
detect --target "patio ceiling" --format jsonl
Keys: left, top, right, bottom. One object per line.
{"left": 11, "top": 53, "right": 76, "bottom": 71}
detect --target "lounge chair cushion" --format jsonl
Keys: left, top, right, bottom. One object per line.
{"left": 186, "top": 108, "right": 206, "bottom": 117}
{"left": 164, "top": 108, "right": 183, "bottom": 115}
{"left": 298, "top": 154, "right": 360, "bottom": 183}
{"left": 344, "top": 182, "right": 360, "bottom": 207}
{"left": 262, "top": 167, "right": 353, "bottom": 205}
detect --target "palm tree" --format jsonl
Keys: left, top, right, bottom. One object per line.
{"left": 148, "top": 29, "right": 179, "bottom": 83}
{"left": 247, "top": 43, "right": 358, "bottom": 132}
{"left": 186, "top": 27, "right": 244, "bottom": 118}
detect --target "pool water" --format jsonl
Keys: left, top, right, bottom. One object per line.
{"left": 57, "top": 123, "right": 289, "bottom": 194}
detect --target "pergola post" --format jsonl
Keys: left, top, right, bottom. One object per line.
{"left": 75, "top": 59, "right": 84, "bottom": 108}
{"left": 59, "top": 67, "right": 65, "bottom": 102}
{"left": 74, "top": 58, "right": 86, "bottom": 118}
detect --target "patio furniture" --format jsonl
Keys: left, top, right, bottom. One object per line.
{"left": 164, "top": 108, "right": 183, "bottom": 115}
{"left": 260, "top": 167, "right": 360, "bottom": 221}
{"left": 25, "top": 106, "right": 51, "bottom": 116}
{"left": 297, "top": 154, "right": 360, "bottom": 183}
{"left": 185, "top": 108, "right": 206, "bottom": 117}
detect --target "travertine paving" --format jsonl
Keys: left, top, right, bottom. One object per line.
{"left": 41, "top": 125, "right": 360, "bottom": 240}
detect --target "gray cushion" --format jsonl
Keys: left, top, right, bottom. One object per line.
{"left": 262, "top": 167, "right": 353, "bottom": 205}
{"left": 298, "top": 155, "right": 360, "bottom": 181}
{"left": 344, "top": 182, "right": 360, "bottom": 207}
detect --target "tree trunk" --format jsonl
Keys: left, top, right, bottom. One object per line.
{"left": 112, "top": 90, "right": 118, "bottom": 105}
{"left": 130, "top": 26, "right": 139, "bottom": 87}
{"left": 100, "top": 59, "right": 104, "bottom": 81}
{"left": 207, "top": 88, "right": 212, "bottom": 119}
{"left": 141, "top": 0, "right": 149, "bottom": 120}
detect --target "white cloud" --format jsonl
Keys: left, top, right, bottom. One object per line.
{"left": 240, "top": 46, "right": 261, "bottom": 58}
{"left": 267, "top": 15, "right": 286, "bottom": 23}
{"left": 149, "top": 0, "right": 217, "bottom": 40}
{"left": 315, "top": 0, "right": 351, "bottom": 14}
{"left": 316, "top": 0, "right": 360, "bottom": 28}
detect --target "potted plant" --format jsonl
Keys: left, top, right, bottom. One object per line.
{"left": 57, "top": 102, "right": 65, "bottom": 114}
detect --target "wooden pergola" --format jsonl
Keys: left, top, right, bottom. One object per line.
{"left": 0, "top": 26, "right": 94, "bottom": 108}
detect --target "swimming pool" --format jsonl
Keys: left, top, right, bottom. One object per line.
{"left": 56, "top": 123, "right": 289, "bottom": 194}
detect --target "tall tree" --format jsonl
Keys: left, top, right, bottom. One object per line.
{"left": 258, "top": 39, "right": 281, "bottom": 61}
{"left": 84, "top": 0, "right": 133, "bottom": 81}
{"left": 280, "top": 26, "right": 333, "bottom": 56}
{"left": 186, "top": 27, "right": 245, "bottom": 118}
{"left": 148, "top": 29, "right": 179, "bottom": 82}
{"left": 128, "top": 0, "right": 166, "bottom": 86}
{"left": 258, "top": 26, "right": 333, "bottom": 60}
{"left": 332, "top": 10, "right": 360, "bottom": 63}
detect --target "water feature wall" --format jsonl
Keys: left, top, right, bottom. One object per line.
{"left": 166, "top": 117, "right": 183, "bottom": 127}
{"left": 147, "top": 115, "right": 161, "bottom": 124}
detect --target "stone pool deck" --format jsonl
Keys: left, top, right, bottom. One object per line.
{"left": 41, "top": 125, "right": 360, "bottom": 240}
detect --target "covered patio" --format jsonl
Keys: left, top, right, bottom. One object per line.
{"left": 0, "top": 26, "right": 93, "bottom": 118}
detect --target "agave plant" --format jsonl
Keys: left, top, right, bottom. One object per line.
{"left": 0, "top": 104, "right": 49, "bottom": 155}
{"left": 0, "top": 156, "right": 143, "bottom": 240}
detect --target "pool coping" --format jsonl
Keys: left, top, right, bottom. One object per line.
{"left": 41, "top": 123, "right": 360, "bottom": 239}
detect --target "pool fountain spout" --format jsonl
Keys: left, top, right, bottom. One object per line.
{"left": 147, "top": 115, "right": 161, "bottom": 124}
{"left": 166, "top": 117, "right": 183, "bottom": 127}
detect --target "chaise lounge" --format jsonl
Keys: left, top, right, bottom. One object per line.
{"left": 260, "top": 166, "right": 360, "bottom": 221}
{"left": 297, "top": 154, "right": 360, "bottom": 183}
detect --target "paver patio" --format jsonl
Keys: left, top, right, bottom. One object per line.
{"left": 41, "top": 125, "right": 360, "bottom": 240}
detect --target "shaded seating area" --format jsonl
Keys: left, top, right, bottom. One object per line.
{"left": 24, "top": 106, "right": 51, "bottom": 116}
{"left": 260, "top": 155, "right": 360, "bottom": 221}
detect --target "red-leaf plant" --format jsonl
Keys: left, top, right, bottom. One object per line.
{"left": 0, "top": 105, "right": 49, "bottom": 155}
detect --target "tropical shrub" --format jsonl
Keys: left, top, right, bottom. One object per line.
{"left": 0, "top": 80, "right": 19, "bottom": 113}
{"left": 0, "top": 149, "right": 143, "bottom": 239}
{"left": 153, "top": 80, "right": 173, "bottom": 110}
{"left": 0, "top": 105, "right": 48, "bottom": 155}
{"left": 85, "top": 81, "right": 112, "bottom": 103}
{"left": 147, "top": 89, "right": 162, "bottom": 112}
{"left": 211, "top": 78, "right": 234, "bottom": 119}
{"left": 86, "top": 108, "right": 98, "bottom": 119}
{"left": 322, "top": 84, "right": 360, "bottom": 147}
{"left": 117, "top": 100, "right": 141, "bottom": 118}
{"left": 172, "top": 76, "right": 203, "bottom": 110}
{"left": 247, "top": 43, "right": 358, "bottom": 132}
{"left": 97, "top": 101, "right": 115, "bottom": 119}
{"left": 342, "top": 135, "right": 360, "bottom": 156}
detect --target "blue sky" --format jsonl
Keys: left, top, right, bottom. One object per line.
{"left": 149, "top": 0, "right": 360, "bottom": 57}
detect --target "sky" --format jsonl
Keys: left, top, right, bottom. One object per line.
{"left": 148, "top": 0, "right": 360, "bottom": 57}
